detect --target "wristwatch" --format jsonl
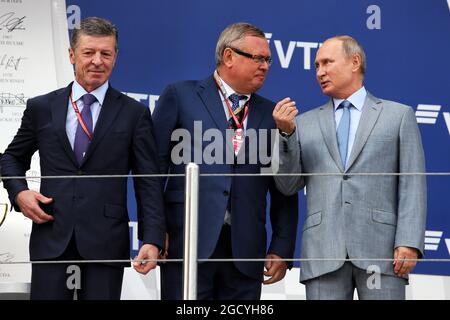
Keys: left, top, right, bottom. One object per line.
{"left": 279, "top": 127, "right": 295, "bottom": 138}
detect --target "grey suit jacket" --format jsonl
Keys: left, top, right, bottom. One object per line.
{"left": 272, "top": 93, "right": 427, "bottom": 282}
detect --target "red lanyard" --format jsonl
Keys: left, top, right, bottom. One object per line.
{"left": 69, "top": 93, "right": 93, "bottom": 141}
{"left": 213, "top": 76, "right": 249, "bottom": 130}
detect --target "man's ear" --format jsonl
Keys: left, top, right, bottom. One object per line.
{"left": 223, "top": 47, "right": 234, "bottom": 68}
{"left": 113, "top": 50, "right": 118, "bottom": 67}
{"left": 68, "top": 47, "right": 75, "bottom": 65}
{"left": 351, "top": 53, "right": 362, "bottom": 73}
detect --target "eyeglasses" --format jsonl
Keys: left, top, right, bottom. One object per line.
{"left": 0, "top": 203, "right": 8, "bottom": 227}
{"left": 229, "top": 47, "right": 272, "bottom": 66}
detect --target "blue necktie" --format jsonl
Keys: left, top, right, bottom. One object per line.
{"left": 74, "top": 94, "right": 96, "bottom": 165}
{"left": 336, "top": 100, "right": 352, "bottom": 167}
{"left": 228, "top": 93, "right": 246, "bottom": 129}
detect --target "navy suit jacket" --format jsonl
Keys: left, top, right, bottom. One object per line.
{"left": 153, "top": 75, "right": 298, "bottom": 280}
{"left": 0, "top": 83, "right": 165, "bottom": 265}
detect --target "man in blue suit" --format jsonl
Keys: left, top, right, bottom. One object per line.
{"left": 0, "top": 17, "right": 165, "bottom": 299}
{"left": 153, "top": 22, "right": 298, "bottom": 300}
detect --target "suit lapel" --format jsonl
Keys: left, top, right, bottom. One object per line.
{"left": 246, "top": 94, "right": 266, "bottom": 130}
{"left": 51, "top": 83, "right": 78, "bottom": 167}
{"left": 82, "top": 86, "right": 123, "bottom": 165}
{"left": 318, "top": 100, "right": 344, "bottom": 172}
{"left": 237, "top": 94, "right": 267, "bottom": 157}
{"left": 197, "top": 76, "right": 235, "bottom": 155}
{"left": 196, "top": 76, "right": 269, "bottom": 159}
{"left": 197, "top": 76, "right": 229, "bottom": 132}
{"left": 345, "top": 93, "right": 382, "bottom": 171}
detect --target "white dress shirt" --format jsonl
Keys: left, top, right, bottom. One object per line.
{"left": 215, "top": 70, "right": 251, "bottom": 131}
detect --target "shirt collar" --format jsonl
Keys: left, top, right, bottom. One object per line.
{"left": 72, "top": 80, "right": 109, "bottom": 106}
{"left": 333, "top": 86, "right": 367, "bottom": 111}
{"left": 214, "top": 70, "right": 251, "bottom": 102}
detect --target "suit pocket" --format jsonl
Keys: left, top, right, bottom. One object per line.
{"left": 104, "top": 204, "right": 129, "bottom": 222}
{"left": 367, "top": 136, "right": 395, "bottom": 143}
{"left": 367, "top": 130, "right": 396, "bottom": 142}
{"left": 303, "top": 211, "right": 322, "bottom": 231}
{"left": 372, "top": 209, "right": 397, "bottom": 226}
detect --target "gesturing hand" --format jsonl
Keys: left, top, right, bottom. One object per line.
{"left": 273, "top": 97, "right": 298, "bottom": 135}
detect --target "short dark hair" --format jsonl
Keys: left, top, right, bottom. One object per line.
{"left": 70, "top": 17, "right": 118, "bottom": 52}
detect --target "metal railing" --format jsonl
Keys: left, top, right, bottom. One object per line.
{"left": 182, "top": 163, "right": 199, "bottom": 300}
{"left": 1, "top": 165, "right": 450, "bottom": 299}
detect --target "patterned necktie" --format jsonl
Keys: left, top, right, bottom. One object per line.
{"left": 336, "top": 100, "right": 352, "bottom": 167}
{"left": 228, "top": 93, "right": 247, "bottom": 129}
{"left": 74, "top": 93, "right": 96, "bottom": 165}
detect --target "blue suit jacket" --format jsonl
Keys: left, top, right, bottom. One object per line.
{"left": 153, "top": 75, "right": 298, "bottom": 280}
{"left": 0, "top": 83, "right": 165, "bottom": 265}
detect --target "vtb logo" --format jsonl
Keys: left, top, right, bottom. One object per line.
{"left": 415, "top": 104, "right": 450, "bottom": 135}
{"left": 424, "top": 230, "right": 450, "bottom": 255}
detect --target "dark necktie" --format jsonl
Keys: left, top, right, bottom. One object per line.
{"left": 225, "top": 94, "right": 247, "bottom": 221}
{"left": 74, "top": 94, "right": 96, "bottom": 165}
{"left": 228, "top": 93, "right": 247, "bottom": 129}
{"left": 336, "top": 100, "right": 352, "bottom": 167}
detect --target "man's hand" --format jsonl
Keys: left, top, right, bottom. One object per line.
{"left": 160, "top": 233, "right": 169, "bottom": 260}
{"left": 393, "top": 246, "right": 419, "bottom": 277}
{"left": 273, "top": 97, "right": 298, "bottom": 134}
{"left": 263, "top": 253, "right": 287, "bottom": 285}
{"left": 133, "top": 243, "right": 160, "bottom": 274}
{"left": 16, "top": 190, "right": 54, "bottom": 224}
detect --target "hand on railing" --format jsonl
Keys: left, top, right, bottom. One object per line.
{"left": 133, "top": 243, "right": 160, "bottom": 274}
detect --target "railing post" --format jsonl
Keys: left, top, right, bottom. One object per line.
{"left": 182, "top": 163, "right": 199, "bottom": 300}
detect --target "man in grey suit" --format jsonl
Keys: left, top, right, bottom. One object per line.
{"left": 272, "top": 35, "right": 426, "bottom": 299}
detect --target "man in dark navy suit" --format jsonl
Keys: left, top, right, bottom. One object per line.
{"left": 153, "top": 22, "right": 298, "bottom": 300}
{"left": 0, "top": 17, "right": 165, "bottom": 300}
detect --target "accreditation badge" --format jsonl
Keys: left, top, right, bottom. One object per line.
{"left": 233, "top": 128, "right": 244, "bottom": 155}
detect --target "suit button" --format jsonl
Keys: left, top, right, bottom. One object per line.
{"left": 343, "top": 175, "right": 349, "bottom": 180}
{"left": 223, "top": 191, "right": 229, "bottom": 196}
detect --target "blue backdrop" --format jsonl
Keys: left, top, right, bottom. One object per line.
{"left": 66, "top": 0, "right": 450, "bottom": 276}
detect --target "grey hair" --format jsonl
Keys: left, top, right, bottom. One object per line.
{"left": 215, "top": 22, "right": 266, "bottom": 66}
{"left": 70, "top": 17, "right": 119, "bottom": 52}
{"left": 333, "top": 35, "right": 366, "bottom": 75}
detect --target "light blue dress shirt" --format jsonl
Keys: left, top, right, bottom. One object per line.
{"left": 333, "top": 86, "right": 367, "bottom": 167}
